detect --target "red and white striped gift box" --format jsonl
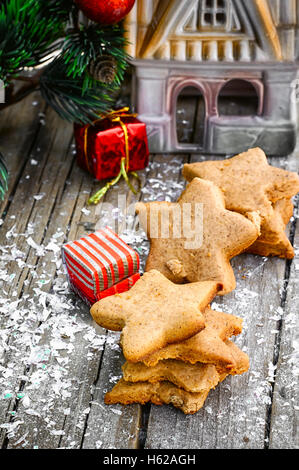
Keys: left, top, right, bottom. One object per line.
{"left": 62, "top": 227, "right": 140, "bottom": 305}
{"left": 68, "top": 273, "right": 141, "bottom": 306}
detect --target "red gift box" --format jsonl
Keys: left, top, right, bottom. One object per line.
{"left": 68, "top": 273, "right": 140, "bottom": 307}
{"left": 74, "top": 108, "right": 149, "bottom": 181}
{"left": 62, "top": 227, "right": 140, "bottom": 306}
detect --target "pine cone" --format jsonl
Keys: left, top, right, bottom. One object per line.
{"left": 88, "top": 55, "right": 117, "bottom": 84}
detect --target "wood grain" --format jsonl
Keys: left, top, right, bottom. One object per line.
{"left": 0, "top": 92, "right": 298, "bottom": 449}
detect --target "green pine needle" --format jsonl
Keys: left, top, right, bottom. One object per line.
{"left": 39, "top": 57, "right": 117, "bottom": 124}
{"left": 61, "top": 23, "right": 128, "bottom": 86}
{"left": 0, "top": 0, "right": 71, "bottom": 82}
{"left": 0, "top": 1, "right": 129, "bottom": 125}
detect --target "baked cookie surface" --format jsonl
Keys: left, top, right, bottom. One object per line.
{"left": 183, "top": 148, "right": 299, "bottom": 259}
{"left": 141, "top": 306, "right": 245, "bottom": 370}
{"left": 104, "top": 378, "right": 212, "bottom": 414}
{"left": 122, "top": 360, "right": 220, "bottom": 393}
{"left": 105, "top": 341, "right": 249, "bottom": 415}
{"left": 136, "top": 177, "right": 261, "bottom": 294}
{"left": 90, "top": 270, "right": 221, "bottom": 362}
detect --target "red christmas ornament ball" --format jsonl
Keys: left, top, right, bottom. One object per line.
{"left": 74, "top": 0, "right": 135, "bottom": 24}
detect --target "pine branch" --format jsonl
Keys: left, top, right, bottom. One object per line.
{"left": 0, "top": 0, "right": 71, "bottom": 82}
{"left": 0, "top": 1, "right": 129, "bottom": 124}
{"left": 61, "top": 23, "right": 128, "bottom": 88}
{"left": 39, "top": 57, "right": 117, "bottom": 124}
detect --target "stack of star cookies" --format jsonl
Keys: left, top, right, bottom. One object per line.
{"left": 90, "top": 147, "right": 299, "bottom": 415}
{"left": 90, "top": 271, "right": 249, "bottom": 414}
{"left": 136, "top": 148, "right": 299, "bottom": 294}
{"left": 105, "top": 308, "right": 249, "bottom": 415}
{"left": 182, "top": 147, "right": 299, "bottom": 261}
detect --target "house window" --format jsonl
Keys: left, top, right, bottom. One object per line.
{"left": 182, "top": 0, "right": 241, "bottom": 34}
{"left": 197, "top": 0, "right": 241, "bottom": 32}
{"left": 200, "top": 0, "right": 228, "bottom": 28}
{"left": 218, "top": 79, "right": 260, "bottom": 116}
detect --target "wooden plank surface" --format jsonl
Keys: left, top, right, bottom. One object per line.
{"left": 81, "top": 153, "right": 188, "bottom": 449}
{"left": 0, "top": 98, "right": 78, "bottom": 447}
{"left": 144, "top": 152, "right": 299, "bottom": 449}
{"left": 0, "top": 94, "right": 145, "bottom": 448}
{"left": 0, "top": 92, "right": 298, "bottom": 449}
{"left": 269, "top": 195, "right": 299, "bottom": 449}
{"left": 0, "top": 92, "right": 46, "bottom": 217}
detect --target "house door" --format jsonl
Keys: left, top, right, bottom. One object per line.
{"left": 218, "top": 79, "right": 260, "bottom": 116}
{"left": 176, "top": 86, "right": 206, "bottom": 148}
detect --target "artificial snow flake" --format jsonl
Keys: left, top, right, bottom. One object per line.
{"left": 81, "top": 207, "right": 91, "bottom": 216}
{"left": 0, "top": 157, "right": 297, "bottom": 448}
{"left": 26, "top": 237, "right": 45, "bottom": 256}
{"left": 33, "top": 193, "right": 45, "bottom": 201}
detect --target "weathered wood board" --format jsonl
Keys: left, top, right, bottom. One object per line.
{"left": 0, "top": 93, "right": 298, "bottom": 449}
{"left": 269, "top": 200, "right": 299, "bottom": 449}
{"left": 144, "top": 153, "right": 299, "bottom": 450}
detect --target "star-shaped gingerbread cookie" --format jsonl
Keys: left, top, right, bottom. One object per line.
{"left": 104, "top": 378, "right": 211, "bottom": 414}
{"left": 141, "top": 306, "right": 245, "bottom": 371}
{"left": 90, "top": 270, "right": 221, "bottom": 362}
{"left": 122, "top": 338, "right": 249, "bottom": 393}
{"left": 136, "top": 177, "right": 261, "bottom": 294}
{"left": 183, "top": 147, "right": 299, "bottom": 259}
{"left": 243, "top": 197, "right": 295, "bottom": 258}
{"left": 105, "top": 341, "right": 249, "bottom": 415}
{"left": 122, "top": 360, "right": 220, "bottom": 393}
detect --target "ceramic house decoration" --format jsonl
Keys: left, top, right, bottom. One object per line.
{"left": 124, "top": 0, "right": 299, "bottom": 155}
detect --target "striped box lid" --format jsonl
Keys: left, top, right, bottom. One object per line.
{"left": 62, "top": 227, "right": 140, "bottom": 303}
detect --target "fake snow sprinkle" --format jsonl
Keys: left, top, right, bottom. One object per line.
{"left": 0, "top": 223, "right": 110, "bottom": 444}
{"left": 26, "top": 237, "right": 45, "bottom": 256}
{"left": 81, "top": 208, "right": 91, "bottom": 216}
{"left": 0, "top": 156, "right": 297, "bottom": 448}
{"left": 33, "top": 194, "right": 45, "bottom": 201}
{"left": 267, "top": 363, "right": 277, "bottom": 383}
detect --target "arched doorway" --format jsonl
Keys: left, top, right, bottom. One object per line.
{"left": 176, "top": 86, "right": 206, "bottom": 147}
{"left": 218, "top": 79, "right": 260, "bottom": 116}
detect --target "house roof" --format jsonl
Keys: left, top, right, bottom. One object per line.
{"left": 124, "top": 0, "right": 298, "bottom": 62}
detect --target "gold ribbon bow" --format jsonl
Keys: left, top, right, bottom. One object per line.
{"left": 85, "top": 107, "right": 141, "bottom": 205}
